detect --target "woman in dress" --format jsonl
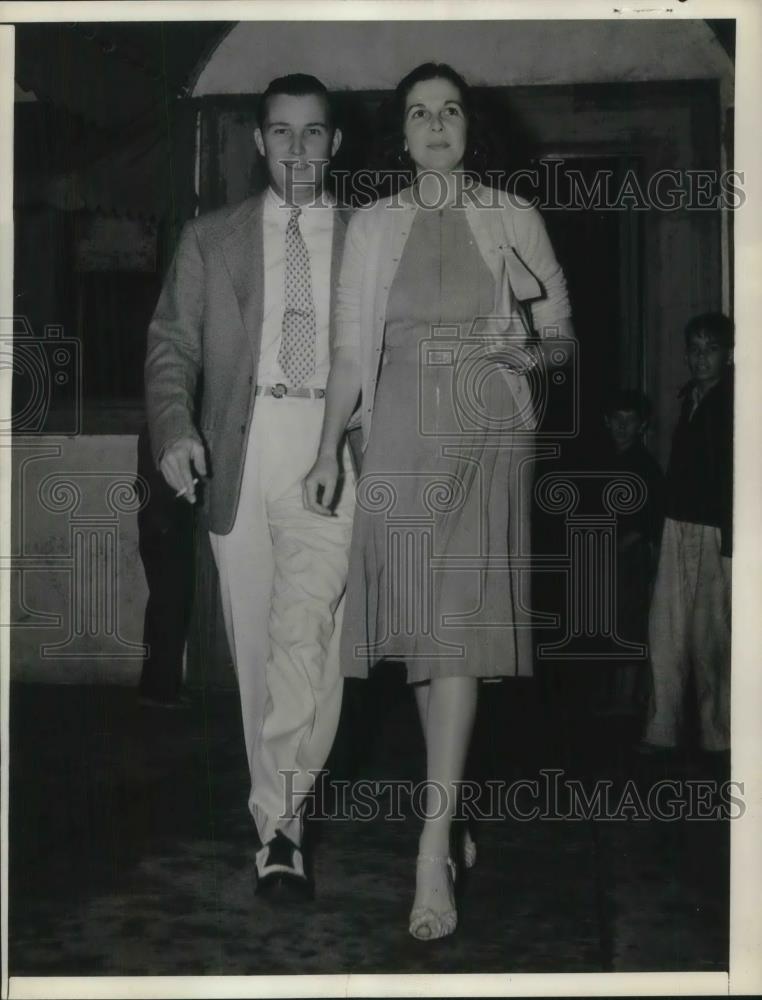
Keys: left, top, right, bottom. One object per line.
{"left": 304, "top": 63, "right": 573, "bottom": 940}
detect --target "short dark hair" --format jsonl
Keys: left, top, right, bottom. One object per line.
{"left": 257, "top": 74, "right": 333, "bottom": 129}
{"left": 683, "top": 312, "right": 734, "bottom": 351}
{"left": 374, "top": 62, "right": 494, "bottom": 179}
{"left": 603, "top": 388, "right": 652, "bottom": 422}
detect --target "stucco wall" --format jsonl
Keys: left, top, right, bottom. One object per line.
{"left": 9, "top": 435, "right": 147, "bottom": 684}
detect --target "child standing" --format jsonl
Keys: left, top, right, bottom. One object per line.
{"left": 598, "top": 389, "right": 664, "bottom": 715}
{"left": 640, "top": 313, "right": 734, "bottom": 753}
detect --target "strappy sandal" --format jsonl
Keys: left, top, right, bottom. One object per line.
{"left": 409, "top": 855, "right": 457, "bottom": 941}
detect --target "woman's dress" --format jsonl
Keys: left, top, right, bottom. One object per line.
{"left": 340, "top": 204, "right": 535, "bottom": 682}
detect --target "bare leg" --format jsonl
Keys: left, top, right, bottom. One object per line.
{"left": 415, "top": 679, "right": 478, "bottom": 868}
{"left": 418, "top": 675, "right": 478, "bottom": 852}
{"left": 410, "top": 674, "right": 478, "bottom": 939}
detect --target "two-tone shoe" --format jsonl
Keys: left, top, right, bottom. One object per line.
{"left": 255, "top": 830, "right": 313, "bottom": 900}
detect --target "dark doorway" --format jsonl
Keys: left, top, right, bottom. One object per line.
{"left": 525, "top": 156, "right": 645, "bottom": 701}
{"left": 518, "top": 154, "right": 643, "bottom": 458}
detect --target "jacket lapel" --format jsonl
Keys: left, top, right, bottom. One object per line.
{"left": 221, "top": 194, "right": 265, "bottom": 354}
{"left": 224, "top": 195, "right": 350, "bottom": 357}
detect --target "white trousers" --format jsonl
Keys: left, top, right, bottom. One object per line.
{"left": 209, "top": 395, "right": 355, "bottom": 844}
{"left": 644, "top": 518, "right": 732, "bottom": 751}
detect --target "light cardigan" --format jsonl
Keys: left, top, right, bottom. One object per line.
{"left": 333, "top": 182, "right": 572, "bottom": 448}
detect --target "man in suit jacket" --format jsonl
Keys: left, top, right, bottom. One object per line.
{"left": 145, "top": 74, "right": 355, "bottom": 896}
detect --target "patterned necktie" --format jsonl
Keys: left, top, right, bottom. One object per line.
{"left": 278, "top": 206, "right": 317, "bottom": 386}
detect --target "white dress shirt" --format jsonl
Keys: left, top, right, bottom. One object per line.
{"left": 258, "top": 186, "right": 334, "bottom": 388}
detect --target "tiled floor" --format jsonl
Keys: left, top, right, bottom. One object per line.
{"left": 9, "top": 672, "right": 729, "bottom": 976}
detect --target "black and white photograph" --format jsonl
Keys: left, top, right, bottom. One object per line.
{"left": 1, "top": 2, "right": 761, "bottom": 996}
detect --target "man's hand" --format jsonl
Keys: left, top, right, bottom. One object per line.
{"left": 159, "top": 437, "right": 207, "bottom": 504}
{"left": 303, "top": 454, "right": 340, "bottom": 516}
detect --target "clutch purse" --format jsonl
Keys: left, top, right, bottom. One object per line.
{"left": 491, "top": 243, "right": 544, "bottom": 373}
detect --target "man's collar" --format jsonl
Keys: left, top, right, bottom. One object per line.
{"left": 265, "top": 185, "right": 336, "bottom": 211}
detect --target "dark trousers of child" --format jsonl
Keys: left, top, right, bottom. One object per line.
{"left": 606, "top": 539, "right": 652, "bottom": 711}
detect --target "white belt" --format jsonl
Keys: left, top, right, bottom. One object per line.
{"left": 255, "top": 383, "right": 326, "bottom": 399}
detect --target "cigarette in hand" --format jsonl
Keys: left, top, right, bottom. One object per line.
{"left": 176, "top": 477, "right": 199, "bottom": 498}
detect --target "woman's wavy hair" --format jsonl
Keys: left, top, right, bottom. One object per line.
{"left": 373, "top": 62, "right": 495, "bottom": 184}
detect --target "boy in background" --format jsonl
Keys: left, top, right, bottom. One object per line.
{"left": 640, "top": 313, "right": 734, "bottom": 754}
{"left": 598, "top": 389, "right": 664, "bottom": 715}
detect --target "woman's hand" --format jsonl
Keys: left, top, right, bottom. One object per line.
{"left": 303, "top": 454, "right": 341, "bottom": 516}
{"left": 303, "top": 345, "right": 362, "bottom": 516}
